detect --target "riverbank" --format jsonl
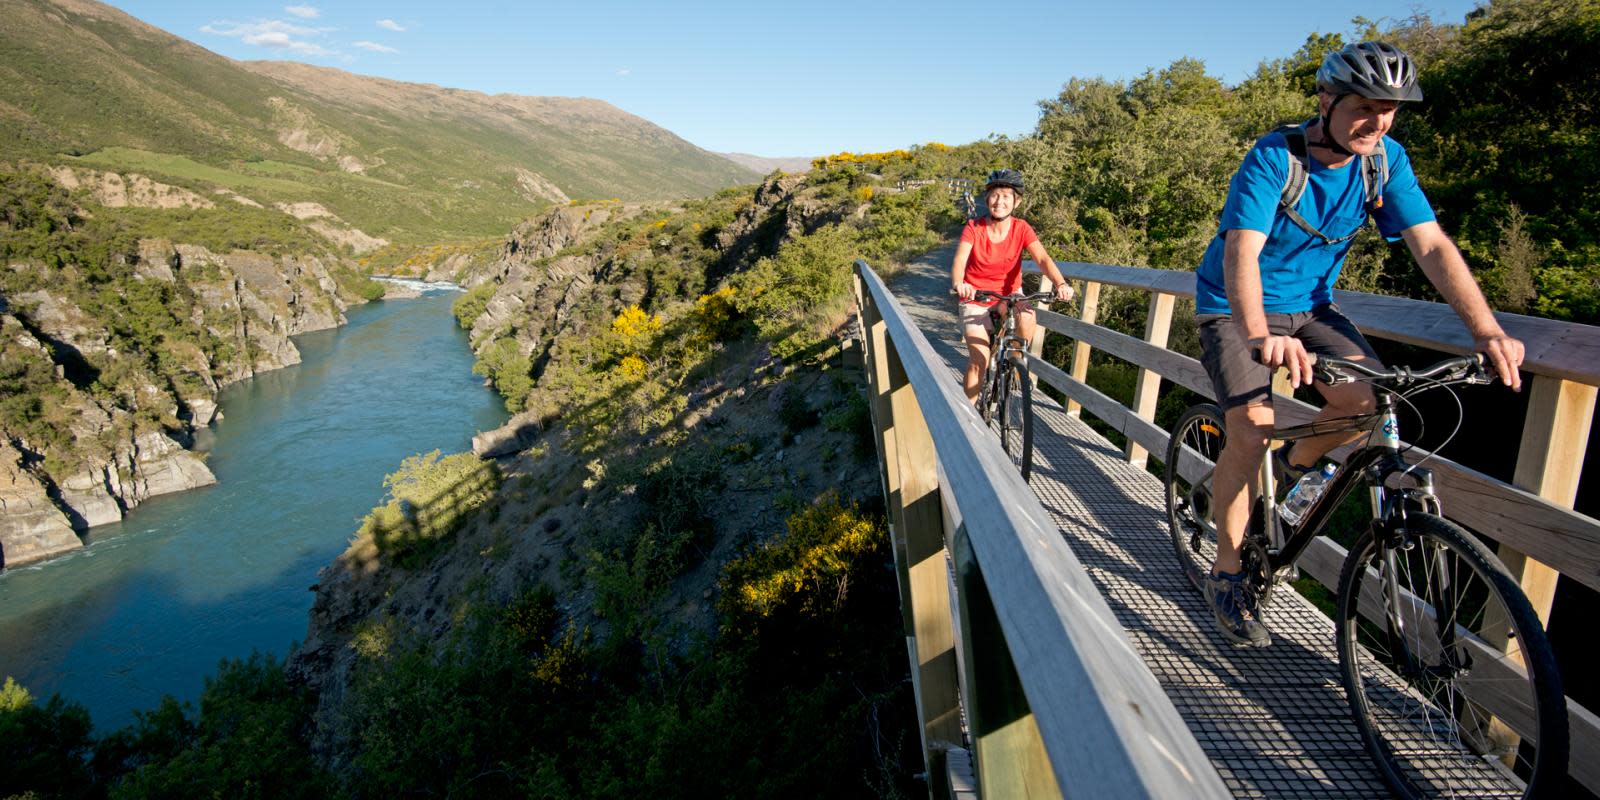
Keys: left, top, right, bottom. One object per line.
{"left": 0, "top": 291, "right": 507, "bottom": 728}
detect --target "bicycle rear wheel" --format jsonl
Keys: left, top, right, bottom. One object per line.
{"left": 990, "top": 357, "right": 1033, "bottom": 482}
{"left": 1336, "top": 513, "right": 1568, "bottom": 799}
{"left": 1164, "top": 404, "right": 1270, "bottom": 599}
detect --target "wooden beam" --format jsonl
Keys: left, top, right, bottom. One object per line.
{"left": 1066, "top": 281, "right": 1101, "bottom": 418}
{"left": 1030, "top": 356, "right": 1171, "bottom": 462}
{"left": 1036, "top": 307, "right": 1212, "bottom": 398}
{"left": 1040, "top": 260, "right": 1600, "bottom": 387}
{"left": 1126, "top": 292, "right": 1175, "bottom": 467}
{"left": 950, "top": 524, "right": 1062, "bottom": 798}
{"left": 1505, "top": 375, "right": 1596, "bottom": 624}
{"left": 886, "top": 335, "right": 964, "bottom": 769}
{"left": 857, "top": 280, "right": 913, "bottom": 631}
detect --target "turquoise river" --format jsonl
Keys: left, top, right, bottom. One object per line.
{"left": 0, "top": 288, "right": 508, "bottom": 730}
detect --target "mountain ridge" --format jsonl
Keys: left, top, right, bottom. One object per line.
{"left": 0, "top": 0, "right": 761, "bottom": 243}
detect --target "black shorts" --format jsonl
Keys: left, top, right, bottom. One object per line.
{"left": 1197, "top": 304, "right": 1382, "bottom": 411}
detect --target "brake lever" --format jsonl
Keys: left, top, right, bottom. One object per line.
{"left": 1466, "top": 353, "right": 1497, "bottom": 385}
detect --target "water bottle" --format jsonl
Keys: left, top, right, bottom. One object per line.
{"left": 1279, "top": 464, "right": 1336, "bottom": 526}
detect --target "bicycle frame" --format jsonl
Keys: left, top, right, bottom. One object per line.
{"left": 1255, "top": 390, "right": 1435, "bottom": 577}
{"left": 974, "top": 297, "right": 1037, "bottom": 411}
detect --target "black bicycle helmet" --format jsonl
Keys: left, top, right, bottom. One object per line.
{"left": 983, "top": 168, "right": 1024, "bottom": 194}
{"left": 1316, "top": 41, "right": 1423, "bottom": 102}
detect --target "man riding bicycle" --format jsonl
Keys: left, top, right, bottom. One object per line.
{"left": 1194, "top": 42, "right": 1525, "bottom": 646}
{"left": 952, "top": 169, "right": 1074, "bottom": 404}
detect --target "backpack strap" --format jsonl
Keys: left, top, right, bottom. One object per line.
{"left": 1273, "top": 121, "right": 1369, "bottom": 246}
{"left": 1277, "top": 124, "right": 1311, "bottom": 210}
{"left": 1359, "top": 138, "right": 1388, "bottom": 210}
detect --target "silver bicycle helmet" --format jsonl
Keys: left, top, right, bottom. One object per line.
{"left": 1316, "top": 41, "right": 1423, "bottom": 102}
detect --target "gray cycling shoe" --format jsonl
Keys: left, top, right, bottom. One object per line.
{"left": 1206, "top": 570, "right": 1271, "bottom": 647}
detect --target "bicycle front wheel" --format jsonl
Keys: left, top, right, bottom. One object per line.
{"left": 991, "top": 356, "right": 1033, "bottom": 482}
{"left": 1336, "top": 513, "right": 1568, "bottom": 799}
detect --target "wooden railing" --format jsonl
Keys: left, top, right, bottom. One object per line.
{"left": 1024, "top": 260, "right": 1600, "bottom": 796}
{"left": 853, "top": 261, "right": 1230, "bottom": 799}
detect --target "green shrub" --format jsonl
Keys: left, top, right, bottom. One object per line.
{"left": 358, "top": 450, "right": 501, "bottom": 568}
{"left": 733, "top": 223, "right": 860, "bottom": 358}
{"left": 452, "top": 282, "right": 497, "bottom": 330}
{"left": 0, "top": 678, "right": 96, "bottom": 800}
{"left": 823, "top": 390, "right": 875, "bottom": 461}
{"left": 104, "top": 654, "right": 330, "bottom": 800}
{"left": 471, "top": 337, "right": 534, "bottom": 412}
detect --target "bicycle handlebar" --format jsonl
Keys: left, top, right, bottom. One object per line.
{"left": 1310, "top": 353, "right": 1496, "bottom": 388}
{"left": 1247, "top": 347, "right": 1494, "bottom": 388}
{"left": 963, "top": 290, "right": 1058, "bottom": 304}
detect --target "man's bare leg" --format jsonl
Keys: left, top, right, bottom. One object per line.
{"left": 1212, "top": 402, "right": 1275, "bottom": 575}
{"left": 1280, "top": 379, "right": 1378, "bottom": 467}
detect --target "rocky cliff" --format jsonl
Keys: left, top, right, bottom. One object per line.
{"left": 0, "top": 239, "right": 355, "bottom": 567}
{"left": 285, "top": 173, "right": 891, "bottom": 762}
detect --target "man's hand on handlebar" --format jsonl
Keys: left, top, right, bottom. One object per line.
{"left": 1474, "top": 333, "right": 1524, "bottom": 392}
{"left": 1249, "top": 335, "right": 1315, "bottom": 389}
{"left": 953, "top": 282, "right": 977, "bottom": 301}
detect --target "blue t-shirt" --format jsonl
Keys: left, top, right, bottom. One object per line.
{"left": 1194, "top": 130, "right": 1436, "bottom": 314}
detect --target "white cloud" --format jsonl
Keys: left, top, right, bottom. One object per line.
{"left": 284, "top": 5, "right": 320, "bottom": 18}
{"left": 353, "top": 41, "right": 399, "bottom": 53}
{"left": 616, "top": 68, "right": 631, "bottom": 76}
{"left": 376, "top": 19, "right": 406, "bottom": 32}
{"left": 201, "top": 19, "right": 336, "bottom": 57}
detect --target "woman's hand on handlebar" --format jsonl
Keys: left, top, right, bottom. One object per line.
{"left": 953, "top": 282, "right": 977, "bottom": 301}
{"left": 1053, "top": 282, "right": 1075, "bottom": 303}
{"left": 1250, "top": 335, "right": 1315, "bottom": 388}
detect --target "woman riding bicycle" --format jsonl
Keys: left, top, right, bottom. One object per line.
{"left": 951, "top": 169, "right": 1074, "bottom": 403}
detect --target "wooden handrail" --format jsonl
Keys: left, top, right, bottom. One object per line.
{"left": 854, "top": 261, "right": 1228, "bottom": 799}
{"left": 1035, "top": 260, "right": 1600, "bottom": 385}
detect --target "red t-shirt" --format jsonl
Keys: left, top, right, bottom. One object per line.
{"left": 959, "top": 217, "right": 1038, "bottom": 304}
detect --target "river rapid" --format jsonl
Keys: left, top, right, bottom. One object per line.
{"left": 0, "top": 289, "right": 508, "bottom": 729}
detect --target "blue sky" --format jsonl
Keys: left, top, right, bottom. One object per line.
{"left": 106, "top": 0, "right": 1484, "bottom": 157}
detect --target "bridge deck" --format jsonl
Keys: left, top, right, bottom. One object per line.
{"left": 890, "top": 250, "right": 1520, "bottom": 798}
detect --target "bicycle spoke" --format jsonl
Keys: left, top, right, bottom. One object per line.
{"left": 1338, "top": 515, "right": 1564, "bottom": 798}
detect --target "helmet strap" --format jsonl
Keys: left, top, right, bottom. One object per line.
{"left": 1310, "top": 95, "right": 1356, "bottom": 157}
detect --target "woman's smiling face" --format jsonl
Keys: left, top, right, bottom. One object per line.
{"left": 986, "top": 186, "right": 1018, "bottom": 219}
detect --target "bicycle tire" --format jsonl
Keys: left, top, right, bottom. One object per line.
{"left": 1163, "top": 404, "right": 1271, "bottom": 601}
{"left": 996, "top": 356, "right": 1033, "bottom": 482}
{"left": 1336, "top": 513, "right": 1568, "bottom": 799}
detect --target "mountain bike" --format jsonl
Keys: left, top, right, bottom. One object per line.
{"left": 969, "top": 290, "right": 1054, "bottom": 482}
{"left": 1163, "top": 354, "right": 1568, "bottom": 799}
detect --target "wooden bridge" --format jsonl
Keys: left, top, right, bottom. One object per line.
{"left": 853, "top": 250, "right": 1600, "bottom": 798}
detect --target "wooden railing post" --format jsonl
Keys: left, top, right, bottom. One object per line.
{"left": 856, "top": 276, "right": 910, "bottom": 624}
{"left": 885, "top": 333, "right": 963, "bottom": 791}
{"left": 1125, "top": 292, "right": 1175, "bottom": 467}
{"left": 1028, "top": 276, "right": 1052, "bottom": 371}
{"left": 950, "top": 524, "right": 1062, "bottom": 799}
{"left": 1505, "top": 375, "right": 1596, "bottom": 622}
{"left": 1066, "top": 280, "right": 1101, "bottom": 418}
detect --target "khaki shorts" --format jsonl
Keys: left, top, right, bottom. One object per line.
{"left": 1197, "top": 304, "right": 1382, "bottom": 411}
{"left": 959, "top": 300, "right": 1033, "bottom": 340}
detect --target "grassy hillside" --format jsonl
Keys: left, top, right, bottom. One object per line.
{"left": 0, "top": 0, "right": 758, "bottom": 245}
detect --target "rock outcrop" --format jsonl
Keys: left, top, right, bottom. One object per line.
{"left": 0, "top": 442, "right": 79, "bottom": 568}
{"left": 0, "top": 238, "right": 358, "bottom": 564}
